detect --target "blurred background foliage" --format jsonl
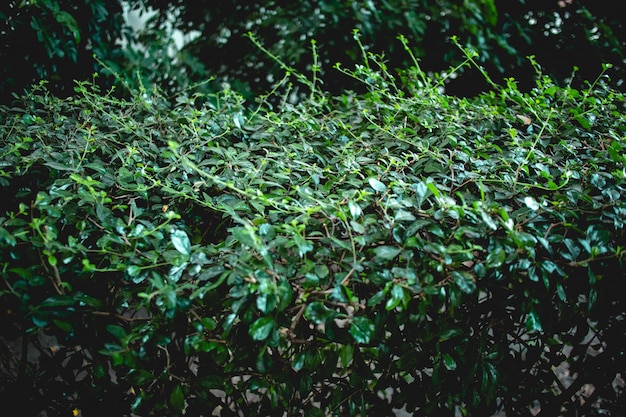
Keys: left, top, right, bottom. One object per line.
{"left": 1, "top": 0, "right": 624, "bottom": 103}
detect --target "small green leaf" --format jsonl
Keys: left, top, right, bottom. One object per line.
{"left": 53, "top": 319, "right": 73, "bottom": 332}
{"left": 480, "top": 210, "right": 498, "bottom": 230}
{"left": 292, "top": 351, "right": 306, "bottom": 371}
{"left": 526, "top": 309, "right": 542, "bottom": 332}
{"left": 385, "top": 284, "right": 409, "bottom": 311}
{"left": 486, "top": 248, "right": 505, "bottom": 268}
{"left": 394, "top": 210, "right": 416, "bottom": 222}
{"left": 276, "top": 279, "right": 293, "bottom": 312}
{"left": 442, "top": 353, "right": 457, "bottom": 371}
{"left": 231, "top": 226, "right": 257, "bottom": 248}
{"left": 127, "top": 265, "right": 142, "bottom": 277}
{"left": 373, "top": 245, "right": 401, "bottom": 262}
{"left": 293, "top": 233, "right": 313, "bottom": 258}
{"left": 169, "top": 385, "right": 185, "bottom": 412}
{"left": 438, "top": 328, "right": 461, "bottom": 342}
{"left": 368, "top": 178, "right": 387, "bottom": 193}
{"left": 106, "top": 324, "right": 127, "bottom": 341}
{"left": 256, "top": 276, "right": 276, "bottom": 314}
{"left": 96, "top": 203, "right": 116, "bottom": 228}
{"left": 249, "top": 317, "right": 275, "bottom": 341}
{"left": 575, "top": 115, "right": 591, "bottom": 130}
{"left": 413, "top": 182, "right": 431, "bottom": 206}
{"left": 198, "top": 265, "right": 225, "bottom": 281}
{"left": 169, "top": 262, "right": 187, "bottom": 283}
{"left": 452, "top": 271, "right": 476, "bottom": 294}
{"left": 171, "top": 229, "right": 191, "bottom": 257}
{"left": 305, "top": 301, "right": 338, "bottom": 324}
{"left": 348, "top": 200, "right": 362, "bottom": 218}
{"left": 40, "top": 295, "right": 76, "bottom": 308}
{"left": 349, "top": 316, "right": 375, "bottom": 344}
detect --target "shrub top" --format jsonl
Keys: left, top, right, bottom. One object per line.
{"left": 1, "top": 58, "right": 625, "bottom": 416}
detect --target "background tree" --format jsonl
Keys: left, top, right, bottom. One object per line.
{"left": 0, "top": 0, "right": 137, "bottom": 102}
{"left": 142, "top": 0, "right": 625, "bottom": 97}
{"left": 2, "top": 0, "right": 624, "bottom": 103}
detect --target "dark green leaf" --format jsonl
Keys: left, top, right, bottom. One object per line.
{"left": 249, "top": 317, "right": 275, "bottom": 341}
{"left": 526, "top": 309, "right": 542, "bottom": 332}
{"left": 349, "top": 316, "right": 375, "bottom": 344}
{"left": 374, "top": 245, "right": 401, "bottom": 262}
{"left": 442, "top": 353, "right": 457, "bottom": 371}
{"left": 106, "top": 324, "right": 127, "bottom": 341}
{"left": 169, "top": 385, "right": 185, "bottom": 412}
{"left": 231, "top": 226, "right": 258, "bottom": 248}
{"left": 452, "top": 271, "right": 476, "bottom": 294}
{"left": 305, "top": 301, "right": 338, "bottom": 324}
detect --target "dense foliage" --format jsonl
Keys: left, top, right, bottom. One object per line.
{"left": 1, "top": 47, "right": 625, "bottom": 416}
{"left": 0, "top": 0, "right": 136, "bottom": 102}
{"left": 2, "top": 0, "right": 624, "bottom": 102}
{"left": 151, "top": 0, "right": 625, "bottom": 96}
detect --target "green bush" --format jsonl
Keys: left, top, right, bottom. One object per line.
{"left": 1, "top": 49, "right": 625, "bottom": 416}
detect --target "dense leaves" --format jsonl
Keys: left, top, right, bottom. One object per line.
{"left": 1, "top": 50, "right": 625, "bottom": 416}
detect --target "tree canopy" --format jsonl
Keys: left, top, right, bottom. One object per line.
{"left": 1, "top": 0, "right": 624, "bottom": 101}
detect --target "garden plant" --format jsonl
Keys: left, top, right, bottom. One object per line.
{"left": 1, "top": 36, "right": 625, "bottom": 416}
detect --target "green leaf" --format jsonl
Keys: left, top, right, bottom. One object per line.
{"left": 256, "top": 276, "right": 276, "bottom": 314}
{"left": 249, "top": 317, "right": 275, "bottom": 341}
{"left": 486, "top": 248, "right": 505, "bottom": 268}
{"left": 40, "top": 295, "right": 76, "bottom": 308}
{"left": 96, "top": 203, "right": 116, "bottom": 228}
{"left": 575, "top": 115, "right": 591, "bottom": 130}
{"left": 171, "top": 229, "right": 191, "bottom": 257}
{"left": 479, "top": 209, "right": 498, "bottom": 230}
{"left": 413, "top": 182, "right": 431, "bottom": 206}
{"left": 169, "top": 262, "right": 188, "bottom": 283}
{"left": 452, "top": 271, "right": 476, "bottom": 294}
{"left": 169, "top": 385, "right": 185, "bottom": 412}
{"left": 385, "top": 284, "right": 409, "bottom": 311}
{"left": 276, "top": 279, "right": 293, "bottom": 312}
{"left": 292, "top": 351, "right": 307, "bottom": 371}
{"left": 293, "top": 233, "right": 313, "bottom": 257}
{"left": 348, "top": 200, "right": 362, "bottom": 218}
{"left": 106, "top": 324, "right": 127, "bottom": 341}
{"left": 526, "top": 309, "right": 542, "bottom": 332}
{"left": 394, "top": 210, "right": 416, "bottom": 222}
{"left": 438, "top": 328, "right": 462, "bottom": 342}
{"left": 198, "top": 265, "right": 225, "bottom": 281}
{"left": 368, "top": 178, "right": 387, "bottom": 193}
{"left": 305, "top": 301, "right": 338, "bottom": 324}
{"left": 231, "top": 226, "right": 258, "bottom": 248}
{"left": 349, "top": 316, "right": 375, "bottom": 344}
{"left": 53, "top": 319, "right": 73, "bottom": 332}
{"left": 442, "top": 353, "right": 457, "bottom": 371}
{"left": 127, "top": 265, "right": 142, "bottom": 278}
{"left": 373, "top": 245, "right": 401, "bottom": 262}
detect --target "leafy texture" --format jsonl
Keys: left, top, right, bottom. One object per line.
{"left": 1, "top": 50, "right": 625, "bottom": 417}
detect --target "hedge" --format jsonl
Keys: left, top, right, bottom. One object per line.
{"left": 1, "top": 51, "right": 625, "bottom": 416}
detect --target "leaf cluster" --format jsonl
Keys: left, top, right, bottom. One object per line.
{"left": 1, "top": 51, "right": 625, "bottom": 416}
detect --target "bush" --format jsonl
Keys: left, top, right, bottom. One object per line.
{"left": 1, "top": 49, "right": 625, "bottom": 416}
